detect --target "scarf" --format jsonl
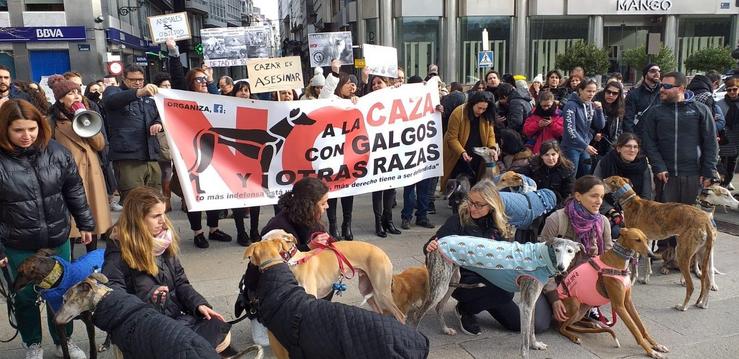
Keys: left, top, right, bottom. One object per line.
{"left": 534, "top": 104, "right": 556, "bottom": 117}
{"left": 564, "top": 198, "right": 604, "bottom": 255}
{"left": 598, "top": 150, "right": 648, "bottom": 195}
{"left": 725, "top": 95, "right": 739, "bottom": 130}
{"left": 152, "top": 229, "right": 173, "bottom": 256}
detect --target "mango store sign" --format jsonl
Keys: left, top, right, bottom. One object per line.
{"left": 247, "top": 56, "right": 304, "bottom": 94}
{"left": 0, "top": 27, "right": 87, "bottom": 42}
{"left": 617, "top": 0, "right": 672, "bottom": 11}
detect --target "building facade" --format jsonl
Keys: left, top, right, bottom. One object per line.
{"left": 281, "top": 0, "right": 738, "bottom": 83}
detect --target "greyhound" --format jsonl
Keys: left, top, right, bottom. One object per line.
{"left": 55, "top": 273, "right": 262, "bottom": 359}
{"left": 408, "top": 236, "right": 582, "bottom": 359}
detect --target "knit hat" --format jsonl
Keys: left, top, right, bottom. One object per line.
{"left": 428, "top": 64, "right": 438, "bottom": 75}
{"left": 407, "top": 75, "right": 424, "bottom": 84}
{"left": 310, "top": 67, "right": 325, "bottom": 87}
{"left": 532, "top": 74, "right": 543, "bottom": 83}
{"left": 642, "top": 63, "right": 659, "bottom": 78}
{"left": 47, "top": 74, "right": 81, "bottom": 102}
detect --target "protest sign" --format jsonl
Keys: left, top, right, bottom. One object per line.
{"left": 148, "top": 12, "right": 190, "bottom": 44}
{"left": 308, "top": 31, "right": 354, "bottom": 67}
{"left": 153, "top": 79, "right": 443, "bottom": 211}
{"left": 362, "top": 44, "right": 399, "bottom": 78}
{"left": 201, "top": 26, "right": 271, "bottom": 67}
{"left": 246, "top": 56, "right": 303, "bottom": 94}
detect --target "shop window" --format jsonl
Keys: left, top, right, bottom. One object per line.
{"left": 25, "top": 0, "right": 64, "bottom": 11}
{"left": 459, "top": 17, "right": 511, "bottom": 84}
{"left": 529, "top": 18, "right": 588, "bottom": 78}
{"left": 677, "top": 17, "right": 733, "bottom": 73}
{"left": 0, "top": 0, "right": 8, "bottom": 11}
{"left": 365, "top": 18, "right": 378, "bottom": 45}
{"left": 396, "top": 17, "right": 440, "bottom": 80}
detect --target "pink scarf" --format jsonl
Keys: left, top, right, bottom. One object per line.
{"left": 564, "top": 198, "right": 605, "bottom": 255}
{"left": 152, "top": 229, "right": 173, "bottom": 256}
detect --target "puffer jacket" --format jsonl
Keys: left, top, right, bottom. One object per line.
{"left": 102, "top": 84, "right": 161, "bottom": 162}
{"left": 102, "top": 237, "right": 209, "bottom": 318}
{"left": 256, "top": 263, "right": 430, "bottom": 359}
{"left": 0, "top": 141, "right": 94, "bottom": 257}
{"left": 93, "top": 289, "right": 221, "bottom": 359}
{"left": 641, "top": 100, "right": 718, "bottom": 178}
{"left": 624, "top": 81, "right": 660, "bottom": 133}
{"left": 8, "top": 85, "right": 31, "bottom": 102}
{"left": 503, "top": 90, "right": 533, "bottom": 132}
{"left": 561, "top": 92, "right": 605, "bottom": 151}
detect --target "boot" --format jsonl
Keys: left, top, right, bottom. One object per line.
{"left": 162, "top": 179, "right": 172, "bottom": 212}
{"left": 249, "top": 207, "right": 261, "bottom": 242}
{"left": 327, "top": 198, "right": 340, "bottom": 239}
{"left": 342, "top": 220, "right": 353, "bottom": 241}
{"left": 329, "top": 222, "right": 340, "bottom": 239}
{"left": 382, "top": 216, "right": 402, "bottom": 235}
{"left": 374, "top": 215, "right": 387, "bottom": 238}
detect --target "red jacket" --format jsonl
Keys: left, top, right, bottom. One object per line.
{"left": 523, "top": 110, "right": 564, "bottom": 154}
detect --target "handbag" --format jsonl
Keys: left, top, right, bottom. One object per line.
{"left": 156, "top": 131, "right": 172, "bottom": 161}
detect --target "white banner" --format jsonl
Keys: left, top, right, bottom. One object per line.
{"left": 363, "top": 44, "right": 399, "bottom": 78}
{"left": 153, "top": 80, "right": 443, "bottom": 211}
{"left": 308, "top": 31, "right": 354, "bottom": 68}
{"left": 148, "top": 12, "right": 191, "bottom": 44}
{"left": 201, "top": 26, "right": 272, "bottom": 67}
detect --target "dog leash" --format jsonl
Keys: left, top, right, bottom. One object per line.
{"left": 293, "top": 233, "right": 356, "bottom": 279}
{"left": 0, "top": 267, "right": 19, "bottom": 342}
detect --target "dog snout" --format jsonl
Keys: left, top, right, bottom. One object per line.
{"left": 557, "top": 264, "right": 566, "bottom": 271}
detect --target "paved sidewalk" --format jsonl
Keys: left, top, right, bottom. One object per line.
{"left": 1, "top": 192, "right": 738, "bottom": 358}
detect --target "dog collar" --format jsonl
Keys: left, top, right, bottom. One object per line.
{"left": 281, "top": 245, "right": 298, "bottom": 262}
{"left": 613, "top": 183, "right": 633, "bottom": 200}
{"left": 38, "top": 261, "right": 63, "bottom": 289}
{"left": 612, "top": 242, "right": 636, "bottom": 260}
{"left": 258, "top": 258, "right": 286, "bottom": 272}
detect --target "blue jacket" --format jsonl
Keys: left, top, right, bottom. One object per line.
{"left": 499, "top": 188, "right": 557, "bottom": 229}
{"left": 102, "top": 84, "right": 161, "bottom": 162}
{"left": 41, "top": 249, "right": 105, "bottom": 311}
{"left": 561, "top": 92, "right": 605, "bottom": 150}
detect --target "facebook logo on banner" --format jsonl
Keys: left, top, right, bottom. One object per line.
{"left": 214, "top": 104, "right": 225, "bottom": 113}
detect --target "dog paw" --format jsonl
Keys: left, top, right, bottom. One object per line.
{"left": 695, "top": 302, "right": 709, "bottom": 309}
{"left": 638, "top": 278, "right": 650, "bottom": 285}
{"left": 660, "top": 267, "right": 671, "bottom": 275}
{"left": 568, "top": 337, "right": 582, "bottom": 345}
{"left": 710, "top": 284, "right": 719, "bottom": 291}
{"left": 673, "top": 304, "right": 688, "bottom": 311}
{"left": 649, "top": 350, "right": 667, "bottom": 359}
{"left": 531, "top": 341, "right": 548, "bottom": 351}
{"left": 653, "top": 344, "right": 670, "bottom": 353}
{"left": 443, "top": 327, "right": 457, "bottom": 336}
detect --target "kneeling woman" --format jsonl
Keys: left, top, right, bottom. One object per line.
{"left": 103, "top": 187, "right": 231, "bottom": 353}
{"left": 424, "top": 180, "right": 551, "bottom": 335}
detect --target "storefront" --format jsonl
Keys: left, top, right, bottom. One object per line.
{"left": 0, "top": 26, "right": 86, "bottom": 82}
{"left": 105, "top": 28, "right": 163, "bottom": 79}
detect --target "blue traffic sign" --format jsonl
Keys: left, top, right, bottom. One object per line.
{"left": 478, "top": 51, "right": 494, "bottom": 68}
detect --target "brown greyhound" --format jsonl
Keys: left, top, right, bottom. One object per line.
{"left": 602, "top": 176, "right": 714, "bottom": 311}
{"left": 557, "top": 228, "right": 670, "bottom": 358}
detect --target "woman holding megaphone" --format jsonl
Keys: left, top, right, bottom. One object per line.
{"left": 47, "top": 74, "right": 112, "bottom": 252}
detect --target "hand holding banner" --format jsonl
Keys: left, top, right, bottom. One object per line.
{"left": 152, "top": 79, "right": 443, "bottom": 211}
{"left": 148, "top": 12, "right": 191, "bottom": 44}
{"left": 247, "top": 56, "right": 304, "bottom": 94}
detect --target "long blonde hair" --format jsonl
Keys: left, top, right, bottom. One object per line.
{"left": 459, "top": 179, "right": 514, "bottom": 239}
{"left": 116, "top": 187, "right": 179, "bottom": 276}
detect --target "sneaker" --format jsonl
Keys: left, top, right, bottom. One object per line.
{"left": 455, "top": 304, "right": 481, "bottom": 335}
{"left": 55, "top": 341, "right": 87, "bottom": 359}
{"left": 237, "top": 232, "right": 252, "bottom": 247}
{"left": 401, "top": 218, "right": 411, "bottom": 230}
{"left": 110, "top": 201, "right": 123, "bottom": 212}
{"left": 209, "top": 229, "right": 232, "bottom": 242}
{"left": 428, "top": 202, "right": 437, "bottom": 215}
{"left": 24, "top": 343, "right": 43, "bottom": 359}
{"left": 416, "top": 218, "right": 435, "bottom": 229}
{"left": 194, "top": 233, "right": 209, "bottom": 248}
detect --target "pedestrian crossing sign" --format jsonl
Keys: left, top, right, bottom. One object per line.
{"left": 478, "top": 51, "right": 494, "bottom": 68}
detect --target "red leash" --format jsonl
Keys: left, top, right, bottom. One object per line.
{"left": 291, "top": 232, "right": 356, "bottom": 279}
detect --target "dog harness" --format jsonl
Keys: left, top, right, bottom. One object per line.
{"left": 556, "top": 257, "right": 631, "bottom": 306}
{"left": 438, "top": 235, "right": 558, "bottom": 293}
{"left": 40, "top": 249, "right": 105, "bottom": 312}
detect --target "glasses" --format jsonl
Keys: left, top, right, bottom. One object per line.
{"left": 727, "top": 87, "right": 739, "bottom": 93}
{"left": 661, "top": 83, "right": 678, "bottom": 90}
{"left": 648, "top": 68, "right": 661, "bottom": 73}
{"left": 125, "top": 78, "right": 145, "bottom": 83}
{"left": 194, "top": 76, "right": 208, "bottom": 84}
{"left": 468, "top": 201, "right": 488, "bottom": 209}
{"left": 605, "top": 90, "right": 620, "bottom": 96}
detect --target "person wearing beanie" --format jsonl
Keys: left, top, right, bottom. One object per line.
{"left": 425, "top": 64, "right": 439, "bottom": 82}
{"left": 301, "top": 67, "right": 325, "bottom": 100}
{"left": 47, "top": 74, "right": 112, "bottom": 254}
{"left": 529, "top": 74, "right": 543, "bottom": 101}
{"left": 624, "top": 63, "right": 661, "bottom": 133}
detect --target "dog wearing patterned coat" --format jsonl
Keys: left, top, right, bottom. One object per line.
{"left": 409, "top": 235, "right": 582, "bottom": 359}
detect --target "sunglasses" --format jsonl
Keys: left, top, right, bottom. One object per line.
{"left": 661, "top": 83, "right": 678, "bottom": 90}
{"left": 605, "top": 90, "right": 620, "bottom": 96}
{"left": 727, "top": 87, "right": 739, "bottom": 93}
{"left": 194, "top": 76, "right": 208, "bottom": 84}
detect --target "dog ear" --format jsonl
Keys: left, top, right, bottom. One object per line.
{"left": 279, "top": 239, "right": 293, "bottom": 253}
{"left": 576, "top": 243, "right": 585, "bottom": 253}
{"left": 90, "top": 272, "right": 109, "bottom": 284}
{"left": 284, "top": 233, "right": 297, "bottom": 246}
{"left": 243, "top": 244, "right": 256, "bottom": 260}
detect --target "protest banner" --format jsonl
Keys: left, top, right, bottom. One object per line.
{"left": 308, "top": 31, "right": 354, "bottom": 67}
{"left": 148, "top": 12, "right": 191, "bottom": 44}
{"left": 246, "top": 56, "right": 303, "bottom": 94}
{"left": 363, "top": 44, "right": 399, "bottom": 78}
{"left": 201, "top": 26, "right": 271, "bottom": 67}
{"left": 153, "top": 79, "right": 443, "bottom": 211}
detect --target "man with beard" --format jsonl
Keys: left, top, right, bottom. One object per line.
{"left": 0, "top": 65, "right": 30, "bottom": 107}
{"left": 640, "top": 71, "right": 719, "bottom": 264}
{"left": 624, "top": 63, "right": 662, "bottom": 134}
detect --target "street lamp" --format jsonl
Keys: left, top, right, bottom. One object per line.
{"left": 482, "top": 28, "right": 489, "bottom": 51}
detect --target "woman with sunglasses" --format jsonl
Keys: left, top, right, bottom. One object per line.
{"left": 165, "top": 38, "right": 231, "bottom": 249}
{"left": 591, "top": 81, "right": 626, "bottom": 165}
{"left": 718, "top": 77, "right": 739, "bottom": 189}
{"left": 424, "top": 180, "right": 552, "bottom": 335}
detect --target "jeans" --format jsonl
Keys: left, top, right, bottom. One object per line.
{"left": 562, "top": 148, "right": 591, "bottom": 178}
{"left": 401, "top": 178, "right": 432, "bottom": 221}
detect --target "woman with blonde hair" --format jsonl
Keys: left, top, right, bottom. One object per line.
{"left": 102, "top": 186, "right": 232, "bottom": 353}
{"left": 424, "top": 180, "right": 551, "bottom": 335}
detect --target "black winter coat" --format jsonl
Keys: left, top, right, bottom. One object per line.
{"left": 624, "top": 82, "right": 660, "bottom": 133}
{"left": 0, "top": 141, "right": 94, "bottom": 257}
{"left": 502, "top": 90, "right": 533, "bottom": 132}
{"left": 93, "top": 289, "right": 221, "bottom": 359}
{"left": 257, "top": 263, "right": 429, "bottom": 359}
{"left": 102, "top": 238, "right": 209, "bottom": 318}
{"left": 102, "top": 84, "right": 161, "bottom": 162}
{"left": 520, "top": 162, "right": 575, "bottom": 206}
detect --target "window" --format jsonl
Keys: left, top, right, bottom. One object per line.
{"left": 459, "top": 17, "right": 511, "bottom": 84}
{"left": 25, "top": 0, "right": 64, "bottom": 11}
{"left": 396, "top": 17, "right": 440, "bottom": 80}
{"left": 529, "top": 17, "right": 588, "bottom": 78}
